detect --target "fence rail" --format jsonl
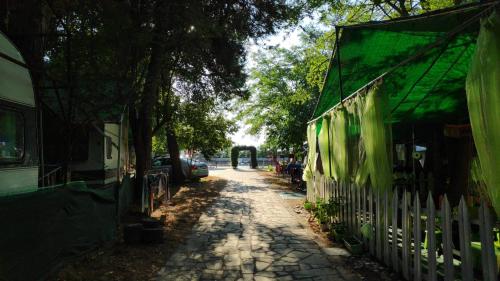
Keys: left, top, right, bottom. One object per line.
{"left": 307, "top": 173, "right": 499, "bottom": 281}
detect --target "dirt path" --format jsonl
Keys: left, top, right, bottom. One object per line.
{"left": 157, "top": 168, "right": 360, "bottom": 281}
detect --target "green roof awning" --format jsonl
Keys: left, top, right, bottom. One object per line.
{"left": 312, "top": 2, "right": 499, "bottom": 123}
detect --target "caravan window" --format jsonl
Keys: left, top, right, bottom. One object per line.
{"left": 106, "top": 136, "right": 113, "bottom": 159}
{"left": 0, "top": 109, "right": 24, "bottom": 162}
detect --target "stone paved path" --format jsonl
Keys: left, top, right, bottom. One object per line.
{"left": 157, "top": 168, "right": 359, "bottom": 281}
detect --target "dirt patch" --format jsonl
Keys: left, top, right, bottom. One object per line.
{"left": 53, "top": 176, "right": 226, "bottom": 281}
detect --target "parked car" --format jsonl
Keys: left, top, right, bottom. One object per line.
{"left": 152, "top": 156, "right": 208, "bottom": 180}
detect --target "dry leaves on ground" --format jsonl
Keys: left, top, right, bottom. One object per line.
{"left": 54, "top": 176, "right": 226, "bottom": 281}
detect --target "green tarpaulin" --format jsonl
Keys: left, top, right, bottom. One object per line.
{"left": 0, "top": 176, "right": 135, "bottom": 281}
{"left": 310, "top": 2, "right": 500, "bottom": 208}
{"left": 312, "top": 3, "right": 498, "bottom": 122}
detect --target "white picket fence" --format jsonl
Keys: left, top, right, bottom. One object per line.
{"left": 307, "top": 173, "right": 499, "bottom": 281}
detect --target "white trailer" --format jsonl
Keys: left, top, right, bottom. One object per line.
{"left": 0, "top": 31, "right": 38, "bottom": 195}
{"left": 70, "top": 121, "right": 129, "bottom": 187}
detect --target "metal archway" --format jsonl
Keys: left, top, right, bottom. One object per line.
{"left": 231, "top": 146, "right": 257, "bottom": 169}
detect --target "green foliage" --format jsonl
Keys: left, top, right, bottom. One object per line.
{"left": 313, "top": 197, "right": 341, "bottom": 224}
{"left": 304, "top": 201, "right": 313, "bottom": 211}
{"left": 239, "top": 0, "right": 458, "bottom": 165}
{"left": 240, "top": 43, "right": 321, "bottom": 152}
{"left": 176, "top": 103, "right": 236, "bottom": 160}
{"left": 231, "top": 146, "right": 258, "bottom": 168}
{"left": 313, "top": 199, "right": 327, "bottom": 224}
{"left": 313, "top": 198, "right": 333, "bottom": 224}
{"left": 152, "top": 133, "right": 168, "bottom": 156}
{"left": 304, "top": 0, "right": 457, "bottom": 24}
{"left": 360, "top": 223, "right": 373, "bottom": 239}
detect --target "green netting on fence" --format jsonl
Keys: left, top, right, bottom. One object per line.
{"left": 345, "top": 96, "right": 368, "bottom": 186}
{"left": 330, "top": 108, "right": 348, "bottom": 182}
{"left": 303, "top": 123, "right": 317, "bottom": 181}
{"left": 318, "top": 117, "right": 331, "bottom": 178}
{"left": 0, "top": 175, "right": 135, "bottom": 281}
{"left": 466, "top": 11, "right": 500, "bottom": 216}
{"left": 357, "top": 83, "right": 393, "bottom": 192}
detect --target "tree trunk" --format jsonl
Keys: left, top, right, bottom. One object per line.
{"left": 166, "top": 129, "right": 185, "bottom": 183}
{"left": 130, "top": 108, "right": 145, "bottom": 198}
{"left": 130, "top": 1, "right": 168, "bottom": 191}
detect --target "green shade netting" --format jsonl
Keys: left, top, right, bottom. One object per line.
{"left": 329, "top": 108, "right": 348, "bottom": 182}
{"left": 313, "top": 4, "right": 491, "bottom": 122}
{"left": 303, "top": 123, "right": 317, "bottom": 181}
{"left": 0, "top": 176, "right": 135, "bottom": 281}
{"left": 357, "top": 83, "right": 393, "bottom": 191}
{"left": 318, "top": 117, "right": 332, "bottom": 178}
{"left": 466, "top": 11, "right": 500, "bottom": 216}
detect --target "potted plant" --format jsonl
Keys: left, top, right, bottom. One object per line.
{"left": 343, "top": 236, "right": 363, "bottom": 255}
{"left": 329, "top": 223, "right": 347, "bottom": 242}
{"left": 325, "top": 199, "right": 340, "bottom": 229}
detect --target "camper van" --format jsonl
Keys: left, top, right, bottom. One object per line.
{"left": 0, "top": 31, "right": 39, "bottom": 195}
{"left": 69, "top": 122, "right": 128, "bottom": 187}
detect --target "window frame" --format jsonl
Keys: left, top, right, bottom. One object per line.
{"left": 0, "top": 106, "right": 26, "bottom": 164}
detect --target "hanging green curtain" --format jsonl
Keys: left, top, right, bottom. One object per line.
{"left": 358, "top": 83, "right": 393, "bottom": 191}
{"left": 318, "top": 117, "right": 331, "bottom": 178}
{"left": 303, "top": 123, "right": 317, "bottom": 181}
{"left": 465, "top": 11, "right": 500, "bottom": 215}
{"left": 346, "top": 96, "right": 368, "bottom": 187}
{"left": 330, "top": 108, "right": 348, "bottom": 182}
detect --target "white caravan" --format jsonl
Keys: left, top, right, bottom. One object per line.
{"left": 0, "top": 31, "right": 38, "bottom": 195}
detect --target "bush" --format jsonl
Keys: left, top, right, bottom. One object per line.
{"left": 313, "top": 198, "right": 342, "bottom": 225}
{"left": 314, "top": 199, "right": 329, "bottom": 224}
{"left": 304, "top": 201, "right": 313, "bottom": 211}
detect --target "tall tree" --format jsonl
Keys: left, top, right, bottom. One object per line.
{"left": 240, "top": 0, "right": 460, "bottom": 155}
{"left": 240, "top": 42, "right": 322, "bottom": 153}
{"left": 2, "top": 0, "right": 304, "bottom": 187}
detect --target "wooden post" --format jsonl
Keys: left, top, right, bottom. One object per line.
{"left": 376, "top": 190, "right": 382, "bottom": 260}
{"left": 458, "top": 197, "right": 473, "bottom": 281}
{"left": 413, "top": 193, "right": 422, "bottom": 281}
{"left": 441, "top": 195, "right": 454, "bottom": 281}
{"left": 384, "top": 190, "right": 391, "bottom": 265}
{"left": 479, "top": 201, "right": 498, "bottom": 281}
{"left": 392, "top": 189, "right": 399, "bottom": 272}
{"left": 426, "top": 192, "right": 437, "bottom": 281}
{"left": 402, "top": 191, "right": 410, "bottom": 279}
{"left": 369, "top": 186, "right": 375, "bottom": 255}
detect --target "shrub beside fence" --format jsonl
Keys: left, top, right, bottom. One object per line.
{"left": 307, "top": 173, "right": 499, "bottom": 281}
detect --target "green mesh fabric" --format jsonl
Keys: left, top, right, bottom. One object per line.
{"left": 466, "top": 11, "right": 500, "bottom": 216}
{"left": 303, "top": 123, "right": 317, "bottom": 181}
{"left": 0, "top": 182, "right": 116, "bottom": 281}
{"left": 313, "top": 4, "right": 492, "bottom": 122}
{"left": 329, "top": 108, "right": 348, "bottom": 182}
{"left": 345, "top": 95, "right": 368, "bottom": 186}
{"left": 318, "top": 117, "right": 331, "bottom": 178}
{"left": 357, "top": 83, "right": 393, "bottom": 191}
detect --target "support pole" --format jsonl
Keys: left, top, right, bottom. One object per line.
{"left": 335, "top": 27, "right": 344, "bottom": 103}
